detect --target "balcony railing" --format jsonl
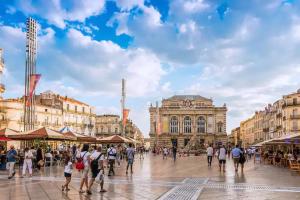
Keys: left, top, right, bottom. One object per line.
{"left": 283, "top": 102, "right": 300, "bottom": 107}
{"left": 290, "top": 115, "right": 300, "bottom": 119}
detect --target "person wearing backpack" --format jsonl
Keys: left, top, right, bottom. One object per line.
{"left": 87, "top": 145, "right": 107, "bottom": 194}
{"left": 76, "top": 144, "right": 91, "bottom": 193}
{"left": 107, "top": 145, "right": 117, "bottom": 176}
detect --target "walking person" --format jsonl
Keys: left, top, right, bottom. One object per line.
{"left": 172, "top": 145, "right": 177, "bottom": 162}
{"left": 239, "top": 148, "right": 246, "bottom": 173}
{"left": 107, "top": 145, "right": 117, "bottom": 176}
{"left": 207, "top": 144, "right": 213, "bottom": 167}
{"left": 139, "top": 147, "right": 144, "bottom": 160}
{"left": 87, "top": 145, "right": 106, "bottom": 194}
{"left": 77, "top": 144, "right": 91, "bottom": 193}
{"left": 7, "top": 145, "right": 17, "bottom": 179}
{"left": 232, "top": 145, "right": 243, "bottom": 172}
{"left": 36, "top": 146, "right": 44, "bottom": 170}
{"left": 218, "top": 145, "right": 226, "bottom": 172}
{"left": 21, "top": 147, "right": 33, "bottom": 178}
{"left": 163, "top": 146, "right": 168, "bottom": 160}
{"left": 62, "top": 153, "right": 72, "bottom": 192}
{"left": 126, "top": 143, "right": 135, "bottom": 175}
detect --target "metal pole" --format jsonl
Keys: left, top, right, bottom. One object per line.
{"left": 121, "top": 79, "right": 126, "bottom": 137}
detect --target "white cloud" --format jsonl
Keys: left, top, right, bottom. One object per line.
{"left": 15, "top": 0, "right": 105, "bottom": 29}
{"left": 183, "top": 0, "right": 210, "bottom": 13}
{"left": 115, "top": 0, "right": 144, "bottom": 11}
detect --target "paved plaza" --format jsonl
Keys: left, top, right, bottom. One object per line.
{"left": 1, "top": 154, "right": 300, "bottom": 200}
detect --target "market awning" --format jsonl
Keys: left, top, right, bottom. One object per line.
{"left": 62, "top": 131, "right": 97, "bottom": 143}
{"left": 0, "top": 128, "right": 19, "bottom": 136}
{"left": 97, "top": 135, "right": 133, "bottom": 144}
{"left": 9, "top": 127, "right": 68, "bottom": 140}
{"left": 268, "top": 132, "right": 300, "bottom": 144}
{"left": 0, "top": 136, "right": 12, "bottom": 141}
{"left": 252, "top": 138, "right": 276, "bottom": 147}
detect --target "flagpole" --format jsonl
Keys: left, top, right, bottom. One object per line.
{"left": 121, "top": 79, "right": 126, "bottom": 137}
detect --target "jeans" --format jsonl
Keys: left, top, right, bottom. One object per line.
{"left": 108, "top": 159, "right": 115, "bottom": 175}
{"left": 207, "top": 156, "right": 212, "bottom": 166}
{"left": 7, "top": 162, "right": 15, "bottom": 177}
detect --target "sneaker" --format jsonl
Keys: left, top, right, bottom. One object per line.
{"left": 12, "top": 172, "right": 16, "bottom": 177}
{"left": 100, "top": 189, "right": 107, "bottom": 193}
{"left": 8, "top": 176, "right": 12, "bottom": 179}
{"left": 86, "top": 190, "right": 92, "bottom": 195}
{"left": 79, "top": 190, "right": 85, "bottom": 194}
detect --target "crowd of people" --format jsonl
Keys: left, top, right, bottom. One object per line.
{"left": 206, "top": 144, "right": 248, "bottom": 173}
{"left": 2, "top": 143, "right": 142, "bottom": 195}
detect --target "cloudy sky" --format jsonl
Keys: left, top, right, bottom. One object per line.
{"left": 0, "top": 0, "right": 300, "bottom": 136}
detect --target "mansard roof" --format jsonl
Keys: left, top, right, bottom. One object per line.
{"left": 166, "top": 95, "right": 211, "bottom": 101}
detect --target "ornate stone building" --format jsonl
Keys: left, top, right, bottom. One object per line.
{"left": 0, "top": 91, "right": 96, "bottom": 135}
{"left": 237, "top": 89, "right": 300, "bottom": 147}
{"left": 149, "top": 95, "right": 227, "bottom": 148}
{"left": 95, "top": 115, "right": 120, "bottom": 137}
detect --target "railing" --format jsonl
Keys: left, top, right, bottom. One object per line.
{"left": 283, "top": 102, "right": 300, "bottom": 107}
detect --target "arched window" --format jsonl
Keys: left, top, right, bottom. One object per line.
{"left": 170, "top": 116, "right": 178, "bottom": 133}
{"left": 184, "top": 116, "right": 192, "bottom": 133}
{"left": 217, "top": 122, "right": 223, "bottom": 133}
{"left": 197, "top": 117, "right": 206, "bottom": 133}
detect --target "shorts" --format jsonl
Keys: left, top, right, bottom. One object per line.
{"left": 233, "top": 157, "right": 240, "bottom": 164}
{"left": 127, "top": 159, "right": 134, "bottom": 165}
{"left": 64, "top": 173, "right": 72, "bottom": 177}
{"left": 219, "top": 159, "right": 226, "bottom": 164}
{"left": 81, "top": 168, "right": 89, "bottom": 178}
{"left": 91, "top": 169, "right": 100, "bottom": 178}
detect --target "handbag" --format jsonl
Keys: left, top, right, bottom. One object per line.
{"left": 95, "top": 169, "right": 104, "bottom": 183}
{"left": 38, "top": 160, "right": 44, "bottom": 167}
{"left": 76, "top": 152, "right": 87, "bottom": 171}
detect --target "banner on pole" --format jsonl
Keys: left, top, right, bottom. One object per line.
{"left": 26, "top": 74, "right": 41, "bottom": 106}
{"left": 123, "top": 108, "right": 130, "bottom": 127}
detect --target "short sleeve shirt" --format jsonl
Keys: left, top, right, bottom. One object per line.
{"left": 126, "top": 148, "right": 135, "bottom": 160}
{"left": 7, "top": 149, "right": 17, "bottom": 162}
{"left": 207, "top": 147, "right": 213, "bottom": 156}
{"left": 80, "top": 151, "right": 91, "bottom": 168}
{"left": 218, "top": 148, "right": 226, "bottom": 160}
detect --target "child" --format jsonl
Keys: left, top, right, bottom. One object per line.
{"left": 62, "top": 153, "right": 72, "bottom": 191}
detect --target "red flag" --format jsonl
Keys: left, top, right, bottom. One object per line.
{"left": 123, "top": 108, "right": 130, "bottom": 127}
{"left": 26, "top": 74, "right": 41, "bottom": 106}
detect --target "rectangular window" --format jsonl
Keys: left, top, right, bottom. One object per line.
{"left": 75, "top": 106, "right": 77, "bottom": 113}
{"left": 82, "top": 107, "right": 85, "bottom": 113}
{"left": 67, "top": 104, "right": 69, "bottom": 111}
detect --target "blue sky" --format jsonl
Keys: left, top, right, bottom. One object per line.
{"left": 1, "top": 0, "right": 300, "bottom": 136}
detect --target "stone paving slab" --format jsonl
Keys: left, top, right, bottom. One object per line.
{"left": 1, "top": 154, "right": 300, "bottom": 199}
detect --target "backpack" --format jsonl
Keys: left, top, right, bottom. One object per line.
{"left": 75, "top": 152, "right": 87, "bottom": 171}
{"left": 108, "top": 148, "right": 117, "bottom": 157}
{"left": 91, "top": 153, "right": 103, "bottom": 171}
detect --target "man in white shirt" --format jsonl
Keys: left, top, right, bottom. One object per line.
{"left": 107, "top": 145, "right": 117, "bottom": 176}
{"left": 218, "top": 145, "right": 227, "bottom": 172}
{"left": 87, "top": 145, "right": 106, "bottom": 194}
{"left": 163, "top": 147, "right": 168, "bottom": 160}
{"left": 206, "top": 144, "right": 213, "bottom": 167}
